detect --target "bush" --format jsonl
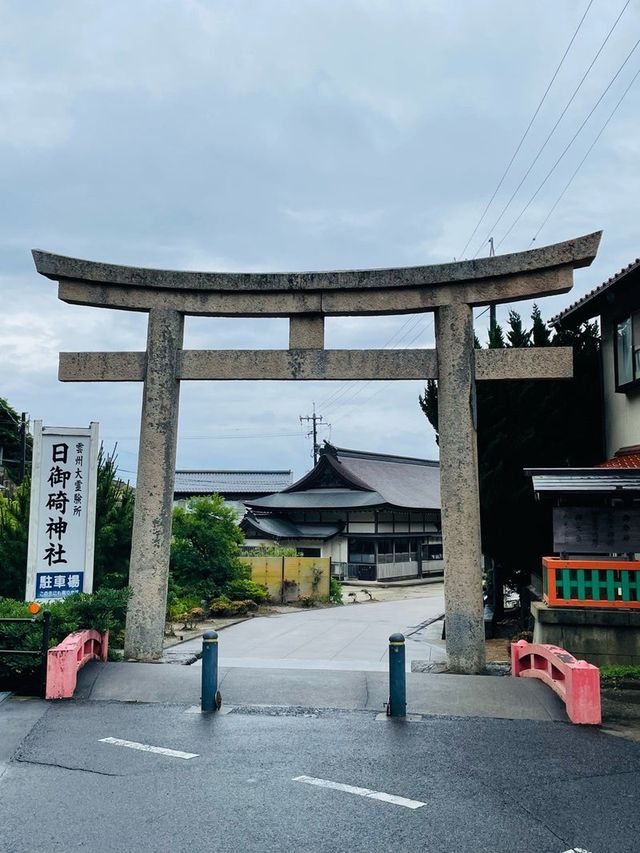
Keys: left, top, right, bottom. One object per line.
{"left": 208, "top": 596, "right": 258, "bottom": 617}
{"left": 329, "top": 578, "right": 343, "bottom": 605}
{"left": 223, "top": 579, "right": 268, "bottom": 604}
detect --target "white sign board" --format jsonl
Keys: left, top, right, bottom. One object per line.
{"left": 25, "top": 422, "right": 99, "bottom": 602}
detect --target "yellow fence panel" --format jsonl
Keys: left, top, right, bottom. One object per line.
{"left": 283, "top": 557, "right": 330, "bottom": 600}
{"left": 244, "top": 556, "right": 331, "bottom": 603}
{"left": 244, "top": 556, "right": 282, "bottom": 602}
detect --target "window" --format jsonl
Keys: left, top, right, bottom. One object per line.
{"left": 348, "top": 539, "right": 375, "bottom": 564}
{"left": 424, "top": 537, "right": 443, "bottom": 561}
{"left": 378, "top": 539, "right": 393, "bottom": 563}
{"left": 616, "top": 311, "right": 640, "bottom": 389}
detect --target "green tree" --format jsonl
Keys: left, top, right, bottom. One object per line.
{"left": 0, "top": 398, "right": 31, "bottom": 485}
{"left": 170, "top": 495, "right": 248, "bottom": 595}
{"left": 0, "top": 479, "right": 30, "bottom": 598}
{"left": 419, "top": 307, "right": 603, "bottom": 593}
{"left": 93, "top": 447, "right": 135, "bottom": 589}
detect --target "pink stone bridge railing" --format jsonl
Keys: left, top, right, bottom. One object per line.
{"left": 46, "top": 629, "right": 108, "bottom": 700}
{"left": 511, "top": 639, "right": 601, "bottom": 725}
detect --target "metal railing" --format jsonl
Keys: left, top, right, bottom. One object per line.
{"left": 543, "top": 557, "right": 640, "bottom": 609}
{"left": 0, "top": 611, "right": 51, "bottom": 697}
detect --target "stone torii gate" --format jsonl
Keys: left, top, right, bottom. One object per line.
{"left": 33, "top": 231, "right": 601, "bottom": 673}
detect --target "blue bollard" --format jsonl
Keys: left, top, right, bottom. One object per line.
{"left": 201, "top": 630, "right": 221, "bottom": 713}
{"left": 388, "top": 632, "right": 406, "bottom": 717}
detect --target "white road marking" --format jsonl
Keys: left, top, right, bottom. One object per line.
{"left": 293, "top": 775, "right": 426, "bottom": 809}
{"left": 99, "top": 737, "right": 198, "bottom": 760}
{"left": 561, "top": 848, "right": 592, "bottom": 853}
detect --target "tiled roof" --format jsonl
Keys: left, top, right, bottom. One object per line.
{"left": 597, "top": 446, "right": 640, "bottom": 469}
{"left": 331, "top": 445, "right": 441, "bottom": 509}
{"left": 174, "top": 469, "right": 292, "bottom": 495}
{"left": 248, "top": 444, "right": 441, "bottom": 511}
{"left": 551, "top": 257, "right": 640, "bottom": 325}
{"left": 242, "top": 512, "right": 343, "bottom": 540}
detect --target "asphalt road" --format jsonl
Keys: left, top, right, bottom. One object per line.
{"left": 2, "top": 699, "right": 640, "bottom": 853}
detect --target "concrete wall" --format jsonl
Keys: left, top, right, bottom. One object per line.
{"left": 532, "top": 601, "right": 640, "bottom": 666}
{"left": 602, "top": 317, "right": 640, "bottom": 457}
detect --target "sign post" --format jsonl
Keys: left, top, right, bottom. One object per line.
{"left": 25, "top": 422, "right": 99, "bottom": 602}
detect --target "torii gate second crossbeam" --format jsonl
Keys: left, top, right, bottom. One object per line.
{"left": 33, "top": 231, "right": 601, "bottom": 673}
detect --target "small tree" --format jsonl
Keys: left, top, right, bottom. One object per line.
{"left": 170, "top": 495, "right": 248, "bottom": 596}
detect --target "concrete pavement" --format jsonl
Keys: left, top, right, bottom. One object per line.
{"left": 169, "top": 591, "right": 447, "bottom": 672}
{"left": 75, "top": 660, "right": 567, "bottom": 721}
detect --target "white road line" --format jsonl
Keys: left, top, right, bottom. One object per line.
{"left": 99, "top": 737, "right": 198, "bottom": 760}
{"left": 561, "top": 848, "right": 592, "bottom": 853}
{"left": 292, "top": 775, "right": 426, "bottom": 809}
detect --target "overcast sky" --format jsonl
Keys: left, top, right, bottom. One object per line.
{"left": 1, "top": 0, "right": 639, "bottom": 483}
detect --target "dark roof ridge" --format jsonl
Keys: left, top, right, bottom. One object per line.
{"left": 324, "top": 443, "right": 439, "bottom": 467}
{"left": 175, "top": 468, "right": 291, "bottom": 474}
{"left": 552, "top": 256, "right": 640, "bottom": 325}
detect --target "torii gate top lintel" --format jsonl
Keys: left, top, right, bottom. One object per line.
{"left": 32, "top": 231, "right": 601, "bottom": 317}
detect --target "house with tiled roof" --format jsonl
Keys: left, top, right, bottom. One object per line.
{"left": 525, "top": 259, "right": 640, "bottom": 664}
{"left": 241, "top": 443, "right": 443, "bottom": 582}
{"left": 552, "top": 257, "right": 640, "bottom": 462}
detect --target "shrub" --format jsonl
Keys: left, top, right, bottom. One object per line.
{"left": 329, "top": 578, "right": 343, "bottom": 605}
{"left": 0, "top": 587, "right": 131, "bottom": 680}
{"left": 209, "top": 596, "right": 258, "bottom": 617}
{"left": 297, "top": 594, "right": 314, "bottom": 608}
{"left": 223, "top": 579, "right": 268, "bottom": 604}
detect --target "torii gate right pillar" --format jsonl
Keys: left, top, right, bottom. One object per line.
{"left": 437, "top": 302, "right": 484, "bottom": 672}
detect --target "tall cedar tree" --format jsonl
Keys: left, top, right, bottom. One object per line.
{"left": 0, "top": 444, "right": 134, "bottom": 598}
{"left": 419, "top": 306, "right": 603, "bottom": 591}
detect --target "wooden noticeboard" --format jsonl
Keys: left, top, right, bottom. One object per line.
{"left": 552, "top": 506, "right": 640, "bottom": 554}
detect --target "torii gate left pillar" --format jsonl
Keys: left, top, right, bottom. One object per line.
{"left": 33, "top": 232, "right": 601, "bottom": 670}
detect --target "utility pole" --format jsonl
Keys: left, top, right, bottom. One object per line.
{"left": 300, "top": 404, "right": 326, "bottom": 465}
{"left": 488, "top": 238, "right": 497, "bottom": 337}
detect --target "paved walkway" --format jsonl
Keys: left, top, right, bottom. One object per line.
{"left": 169, "top": 588, "right": 447, "bottom": 671}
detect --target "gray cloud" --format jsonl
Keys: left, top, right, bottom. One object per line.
{"left": 1, "top": 0, "right": 639, "bottom": 480}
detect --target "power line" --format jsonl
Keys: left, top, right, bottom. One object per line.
{"left": 328, "top": 318, "right": 435, "bottom": 428}
{"left": 322, "top": 315, "right": 435, "bottom": 422}
{"left": 458, "top": 0, "right": 594, "bottom": 259}
{"left": 529, "top": 64, "right": 640, "bottom": 246}
{"left": 315, "top": 312, "right": 430, "bottom": 411}
{"left": 472, "top": 0, "right": 632, "bottom": 258}
{"left": 497, "top": 37, "right": 640, "bottom": 248}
